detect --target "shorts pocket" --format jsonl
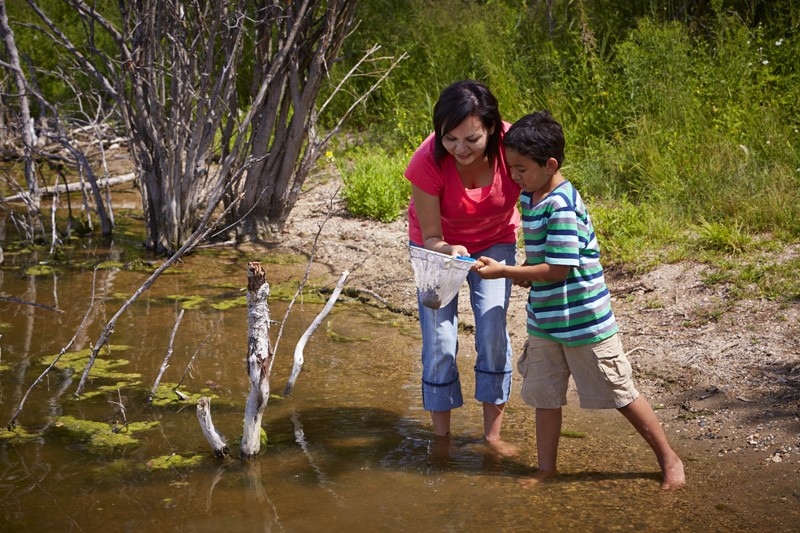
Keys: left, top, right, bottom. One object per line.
{"left": 595, "top": 353, "right": 633, "bottom": 388}
{"left": 593, "top": 335, "right": 632, "bottom": 388}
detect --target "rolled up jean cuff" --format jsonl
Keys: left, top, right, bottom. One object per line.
{"left": 422, "top": 374, "right": 464, "bottom": 411}
{"left": 474, "top": 366, "right": 513, "bottom": 405}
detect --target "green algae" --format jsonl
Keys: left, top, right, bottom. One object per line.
{"left": 211, "top": 282, "right": 242, "bottom": 290}
{"left": 90, "top": 458, "right": 136, "bottom": 480}
{"left": 268, "top": 281, "right": 328, "bottom": 303}
{"left": 39, "top": 345, "right": 141, "bottom": 382}
{"left": 124, "top": 258, "right": 160, "bottom": 273}
{"left": 0, "top": 425, "right": 41, "bottom": 444}
{"left": 24, "top": 264, "right": 58, "bottom": 276}
{"left": 210, "top": 295, "right": 248, "bottom": 310}
{"left": 77, "top": 381, "right": 145, "bottom": 400}
{"left": 53, "top": 415, "right": 159, "bottom": 452}
{"left": 149, "top": 382, "right": 223, "bottom": 407}
{"left": 146, "top": 453, "right": 205, "bottom": 470}
{"left": 166, "top": 294, "right": 207, "bottom": 310}
{"left": 96, "top": 260, "right": 125, "bottom": 270}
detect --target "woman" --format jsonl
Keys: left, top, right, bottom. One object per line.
{"left": 405, "top": 80, "right": 521, "bottom": 454}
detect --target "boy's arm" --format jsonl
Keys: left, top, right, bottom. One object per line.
{"left": 476, "top": 256, "right": 570, "bottom": 283}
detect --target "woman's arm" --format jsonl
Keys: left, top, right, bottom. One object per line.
{"left": 476, "top": 256, "right": 570, "bottom": 283}
{"left": 411, "top": 184, "right": 468, "bottom": 257}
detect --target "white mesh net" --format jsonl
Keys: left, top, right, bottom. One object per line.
{"left": 409, "top": 246, "right": 474, "bottom": 309}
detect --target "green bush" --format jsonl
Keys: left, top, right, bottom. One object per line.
{"left": 339, "top": 148, "right": 410, "bottom": 223}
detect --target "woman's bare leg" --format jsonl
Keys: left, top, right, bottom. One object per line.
{"left": 483, "top": 402, "right": 519, "bottom": 457}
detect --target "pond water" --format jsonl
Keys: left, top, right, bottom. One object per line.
{"left": 1, "top": 220, "right": 797, "bottom": 532}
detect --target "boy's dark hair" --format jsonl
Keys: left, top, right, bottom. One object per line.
{"left": 432, "top": 80, "right": 503, "bottom": 167}
{"left": 504, "top": 111, "right": 565, "bottom": 169}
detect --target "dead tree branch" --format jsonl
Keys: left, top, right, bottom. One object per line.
{"left": 149, "top": 308, "right": 185, "bottom": 402}
{"left": 197, "top": 397, "right": 229, "bottom": 458}
{"left": 284, "top": 270, "right": 349, "bottom": 396}
{"left": 273, "top": 186, "right": 339, "bottom": 356}
{"left": 0, "top": 295, "right": 64, "bottom": 313}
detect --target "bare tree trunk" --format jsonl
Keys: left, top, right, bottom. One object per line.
{"left": 0, "top": 0, "right": 39, "bottom": 208}
{"left": 232, "top": 0, "right": 358, "bottom": 239}
{"left": 241, "top": 261, "right": 272, "bottom": 458}
{"left": 20, "top": 0, "right": 399, "bottom": 253}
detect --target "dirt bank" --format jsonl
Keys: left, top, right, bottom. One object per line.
{"left": 267, "top": 173, "right": 800, "bottom": 470}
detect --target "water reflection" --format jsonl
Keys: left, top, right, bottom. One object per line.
{"left": 1, "top": 237, "right": 798, "bottom": 531}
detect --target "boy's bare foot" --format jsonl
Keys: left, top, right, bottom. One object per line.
{"left": 517, "top": 469, "right": 557, "bottom": 488}
{"left": 660, "top": 456, "right": 686, "bottom": 490}
{"left": 483, "top": 437, "right": 520, "bottom": 459}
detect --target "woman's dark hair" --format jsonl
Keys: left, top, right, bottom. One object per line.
{"left": 503, "top": 110, "right": 565, "bottom": 169}
{"left": 432, "top": 80, "right": 503, "bottom": 167}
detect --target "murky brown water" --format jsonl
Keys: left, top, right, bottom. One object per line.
{"left": 1, "top": 222, "right": 798, "bottom": 532}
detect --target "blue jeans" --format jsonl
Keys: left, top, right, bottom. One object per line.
{"left": 412, "top": 242, "right": 515, "bottom": 411}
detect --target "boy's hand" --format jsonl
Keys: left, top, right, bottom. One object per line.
{"left": 475, "top": 256, "right": 503, "bottom": 279}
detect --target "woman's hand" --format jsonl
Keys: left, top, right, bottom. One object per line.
{"left": 450, "top": 244, "right": 469, "bottom": 258}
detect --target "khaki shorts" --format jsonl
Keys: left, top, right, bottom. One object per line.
{"left": 517, "top": 333, "right": 639, "bottom": 409}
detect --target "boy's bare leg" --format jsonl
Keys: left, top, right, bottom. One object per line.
{"left": 482, "top": 402, "right": 519, "bottom": 457}
{"left": 618, "top": 396, "right": 686, "bottom": 490}
{"left": 519, "top": 407, "right": 561, "bottom": 487}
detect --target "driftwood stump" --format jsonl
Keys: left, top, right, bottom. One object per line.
{"left": 196, "top": 261, "right": 348, "bottom": 459}
{"left": 240, "top": 261, "right": 272, "bottom": 457}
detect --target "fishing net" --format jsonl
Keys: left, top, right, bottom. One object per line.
{"left": 409, "top": 246, "right": 475, "bottom": 309}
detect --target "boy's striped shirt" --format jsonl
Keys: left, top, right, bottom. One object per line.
{"left": 521, "top": 181, "right": 617, "bottom": 346}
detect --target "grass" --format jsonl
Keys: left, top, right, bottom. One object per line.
{"left": 338, "top": 147, "right": 410, "bottom": 223}
{"left": 329, "top": 3, "right": 800, "bottom": 303}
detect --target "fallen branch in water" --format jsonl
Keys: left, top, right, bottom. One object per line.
{"left": 2, "top": 173, "right": 136, "bottom": 202}
{"left": 73, "top": 180, "right": 246, "bottom": 397}
{"left": 0, "top": 295, "right": 64, "bottom": 313}
{"left": 149, "top": 308, "right": 185, "bottom": 403}
{"left": 284, "top": 270, "right": 349, "bottom": 396}
{"left": 7, "top": 269, "right": 98, "bottom": 428}
{"left": 196, "top": 397, "right": 229, "bottom": 458}
{"left": 337, "top": 286, "right": 415, "bottom": 317}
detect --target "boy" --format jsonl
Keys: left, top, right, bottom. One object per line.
{"left": 475, "top": 111, "right": 686, "bottom": 490}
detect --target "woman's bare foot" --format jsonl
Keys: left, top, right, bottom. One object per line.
{"left": 484, "top": 437, "right": 520, "bottom": 459}
{"left": 517, "top": 469, "right": 557, "bottom": 488}
{"left": 660, "top": 455, "right": 686, "bottom": 490}
{"left": 429, "top": 433, "right": 452, "bottom": 463}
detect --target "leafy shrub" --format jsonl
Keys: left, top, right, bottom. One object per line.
{"left": 339, "top": 148, "right": 410, "bottom": 222}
